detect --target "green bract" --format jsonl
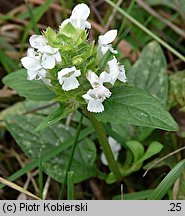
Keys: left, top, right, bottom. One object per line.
{"left": 44, "top": 23, "right": 97, "bottom": 109}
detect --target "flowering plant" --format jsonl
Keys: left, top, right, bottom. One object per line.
{"left": 21, "top": 3, "right": 127, "bottom": 114}
{"left": 3, "top": 3, "right": 178, "bottom": 186}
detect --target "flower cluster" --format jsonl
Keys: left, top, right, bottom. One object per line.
{"left": 21, "top": 35, "right": 61, "bottom": 84}
{"left": 21, "top": 3, "right": 127, "bottom": 113}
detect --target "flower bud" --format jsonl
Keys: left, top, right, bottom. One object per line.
{"left": 72, "top": 56, "right": 84, "bottom": 65}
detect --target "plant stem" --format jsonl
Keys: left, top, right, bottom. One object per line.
{"left": 39, "top": 150, "right": 43, "bottom": 199}
{"left": 59, "top": 114, "right": 83, "bottom": 199}
{"left": 105, "top": 0, "right": 185, "bottom": 63}
{"left": 82, "top": 107, "right": 122, "bottom": 181}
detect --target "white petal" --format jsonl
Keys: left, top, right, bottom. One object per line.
{"left": 114, "top": 151, "right": 119, "bottom": 161}
{"left": 98, "top": 29, "right": 117, "bottom": 45}
{"left": 27, "top": 48, "right": 35, "bottom": 57}
{"left": 38, "top": 68, "right": 47, "bottom": 78}
{"left": 29, "top": 35, "right": 47, "bottom": 49}
{"left": 58, "top": 76, "right": 64, "bottom": 85}
{"left": 39, "top": 45, "right": 58, "bottom": 54}
{"left": 99, "top": 44, "right": 118, "bottom": 56}
{"left": 41, "top": 53, "right": 55, "bottom": 69}
{"left": 27, "top": 70, "right": 38, "bottom": 80}
{"left": 100, "top": 45, "right": 109, "bottom": 55}
{"left": 21, "top": 56, "right": 41, "bottom": 71}
{"left": 70, "top": 19, "right": 86, "bottom": 29}
{"left": 60, "top": 19, "right": 70, "bottom": 28}
{"left": 58, "top": 66, "right": 80, "bottom": 78}
{"left": 92, "top": 85, "right": 112, "bottom": 99}
{"left": 108, "top": 137, "right": 121, "bottom": 152}
{"left": 69, "top": 3, "right": 90, "bottom": 29}
{"left": 118, "top": 65, "right": 127, "bottom": 83}
{"left": 108, "top": 56, "right": 120, "bottom": 85}
{"left": 99, "top": 71, "right": 111, "bottom": 83}
{"left": 82, "top": 93, "right": 92, "bottom": 102}
{"left": 109, "top": 46, "right": 118, "bottom": 54}
{"left": 85, "top": 21, "right": 91, "bottom": 29}
{"left": 87, "top": 98, "right": 104, "bottom": 113}
{"left": 54, "top": 51, "right": 62, "bottom": 63}
{"left": 101, "top": 149, "right": 119, "bottom": 166}
{"left": 101, "top": 153, "right": 108, "bottom": 166}
{"left": 71, "top": 3, "right": 90, "bottom": 21}
{"left": 62, "top": 76, "right": 80, "bottom": 91}
{"left": 86, "top": 70, "right": 100, "bottom": 88}
{"left": 73, "top": 69, "right": 81, "bottom": 77}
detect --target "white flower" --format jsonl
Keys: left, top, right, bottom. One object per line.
{"left": 82, "top": 85, "right": 111, "bottom": 113}
{"left": 61, "top": 3, "right": 91, "bottom": 29}
{"left": 98, "top": 30, "right": 118, "bottom": 56}
{"left": 86, "top": 70, "right": 111, "bottom": 87}
{"left": 83, "top": 70, "right": 112, "bottom": 112}
{"left": 57, "top": 66, "right": 81, "bottom": 91}
{"left": 39, "top": 45, "right": 62, "bottom": 69}
{"left": 101, "top": 137, "right": 121, "bottom": 166}
{"left": 21, "top": 48, "right": 48, "bottom": 81}
{"left": 107, "top": 56, "right": 127, "bottom": 85}
{"left": 29, "top": 35, "right": 62, "bottom": 69}
{"left": 29, "top": 35, "right": 47, "bottom": 49}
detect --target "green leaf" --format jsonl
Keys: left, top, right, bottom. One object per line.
{"left": 96, "top": 86, "right": 178, "bottom": 131}
{"left": 5, "top": 115, "right": 96, "bottom": 184}
{"left": 0, "top": 101, "right": 57, "bottom": 128}
{"left": 168, "top": 70, "right": 185, "bottom": 109}
{"left": 128, "top": 41, "right": 168, "bottom": 105}
{"left": 138, "top": 141, "right": 163, "bottom": 163}
{"left": 44, "top": 138, "right": 96, "bottom": 183}
{"left": 35, "top": 105, "right": 74, "bottom": 131}
{"left": 0, "top": 126, "right": 94, "bottom": 189}
{"left": 2, "top": 69, "right": 56, "bottom": 101}
{"left": 113, "top": 189, "right": 154, "bottom": 200}
{"left": 110, "top": 41, "right": 167, "bottom": 143}
{"left": 148, "top": 159, "right": 185, "bottom": 200}
{"left": 176, "top": 171, "right": 185, "bottom": 199}
{"left": 106, "top": 141, "right": 163, "bottom": 184}
{"left": 125, "top": 141, "right": 144, "bottom": 163}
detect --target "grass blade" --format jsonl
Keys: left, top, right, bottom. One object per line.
{"left": 0, "top": 49, "right": 18, "bottom": 73}
{"left": 39, "top": 150, "right": 43, "bottom": 199}
{"left": 147, "top": 159, "right": 185, "bottom": 200}
{"left": 21, "top": 0, "right": 54, "bottom": 50}
{"left": 113, "top": 189, "right": 154, "bottom": 200}
{"left": 25, "top": 0, "right": 40, "bottom": 35}
{"left": 67, "top": 171, "right": 74, "bottom": 200}
{"left": 59, "top": 114, "right": 83, "bottom": 199}
{"left": 105, "top": 0, "right": 185, "bottom": 63}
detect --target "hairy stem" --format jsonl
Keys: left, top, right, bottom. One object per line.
{"left": 82, "top": 107, "right": 122, "bottom": 181}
